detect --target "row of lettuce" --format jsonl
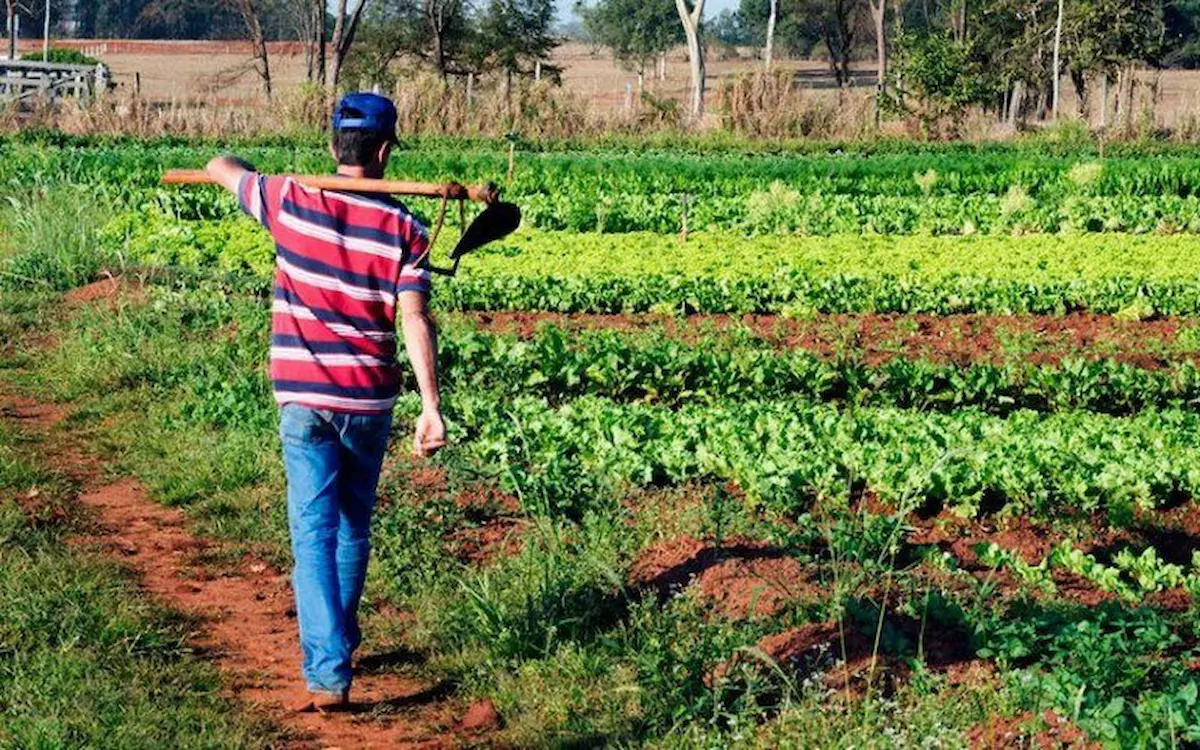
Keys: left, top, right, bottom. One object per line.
{"left": 76, "top": 212, "right": 1200, "bottom": 317}
{"left": 14, "top": 140, "right": 1200, "bottom": 234}
{"left": 436, "top": 323, "right": 1198, "bottom": 414}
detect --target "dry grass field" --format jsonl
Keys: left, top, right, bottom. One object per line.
{"left": 20, "top": 38, "right": 867, "bottom": 109}
{"left": 10, "top": 37, "right": 1200, "bottom": 135}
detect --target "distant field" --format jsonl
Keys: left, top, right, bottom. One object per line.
{"left": 18, "top": 38, "right": 872, "bottom": 111}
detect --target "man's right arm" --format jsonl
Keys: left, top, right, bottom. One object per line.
{"left": 205, "top": 154, "right": 256, "bottom": 195}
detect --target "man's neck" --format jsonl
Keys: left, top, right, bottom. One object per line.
{"left": 336, "top": 165, "right": 384, "bottom": 179}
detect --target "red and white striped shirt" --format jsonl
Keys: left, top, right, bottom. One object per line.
{"left": 238, "top": 173, "right": 431, "bottom": 414}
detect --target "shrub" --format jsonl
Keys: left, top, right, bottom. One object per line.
{"left": 22, "top": 48, "right": 102, "bottom": 67}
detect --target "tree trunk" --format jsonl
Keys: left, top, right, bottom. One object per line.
{"left": 951, "top": 0, "right": 966, "bottom": 45}
{"left": 1099, "top": 73, "right": 1108, "bottom": 128}
{"left": 1121, "top": 65, "right": 1135, "bottom": 134}
{"left": 674, "top": 0, "right": 706, "bottom": 119}
{"left": 869, "top": 0, "right": 885, "bottom": 90}
{"left": 430, "top": 14, "right": 446, "bottom": 79}
{"left": 1071, "top": 69, "right": 1087, "bottom": 119}
{"left": 330, "top": 0, "right": 348, "bottom": 87}
{"left": 1051, "top": 0, "right": 1063, "bottom": 119}
{"left": 824, "top": 0, "right": 854, "bottom": 88}
{"left": 330, "top": 0, "right": 369, "bottom": 92}
{"left": 426, "top": 0, "right": 455, "bottom": 80}
{"left": 6, "top": 0, "right": 16, "bottom": 61}
{"left": 317, "top": 0, "right": 327, "bottom": 87}
{"left": 1007, "top": 80, "right": 1024, "bottom": 130}
{"left": 231, "top": 0, "right": 272, "bottom": 99}
{"left": 764, "top": 0, "right": 777, "bottom": 72}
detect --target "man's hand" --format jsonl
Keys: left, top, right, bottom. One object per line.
{"left": 413, "top": 408, "right": 447, "bottom": 457}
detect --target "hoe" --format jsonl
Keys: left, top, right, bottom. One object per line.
{"left": 161, "top": 169, "right": 522, "bottom": 277}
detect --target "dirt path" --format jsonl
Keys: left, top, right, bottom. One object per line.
{"left": 0, "top": 391, "right": 488, "bottom": 749}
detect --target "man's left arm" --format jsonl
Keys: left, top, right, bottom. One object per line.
{"left": 397, "top": 219, "right": 444, "bottom": 457}
{"left": 400, "top": 289, "right": 446, "bottom": 457}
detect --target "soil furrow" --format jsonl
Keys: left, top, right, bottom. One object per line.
{"left": 461, "top": 311, "right": 1196, "bottom": 368}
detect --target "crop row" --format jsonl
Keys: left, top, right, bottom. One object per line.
{"left": 432, "top": 323, "right": 1200, "bottom": 415}
{"left": 97, "top": 214, "right": 1200, "bottom": 316}
{"left": 978, "top": 541, "right": 1197, "bottom": 604}
{"left": 449, "top": 393, "right": 1200, "bottom": 520}
{"left": 144, "top": 184, "right": 1200, "bottom": 236}
{"left": 12, "top": 141, "right": 1200, "bottom": 198}
{"left": 18, "top": 140, "right": 1200, "bottom": 234}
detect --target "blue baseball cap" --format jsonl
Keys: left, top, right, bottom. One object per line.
{"left": 332, "top": 92, "right": 399, "bottom": 142}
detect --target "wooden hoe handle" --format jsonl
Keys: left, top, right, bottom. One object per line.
{"left": 161, "top": 169, "right": 499, "bottom": 203}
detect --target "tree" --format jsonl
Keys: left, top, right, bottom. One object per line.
{"left": 1063, "top": 0, "right": 1166, "bottom": 111}
{"left": 737, "top": 0, "right": 821, "bottom": 56}
{"left": 226, "top": 0, "right": 272, "bottom": 98}
{"left": 1164, "top": 0, "right": 1200, "bottom": 67}
{"left": 708, "top": 8, "right": 752, "bottom": 45}
{"left": 6, "top": 0, "right": 15, "bottom": 60}
{"left": 868, "top": 0, "right": 886, "bottom": 90}
{"left": 885, "top": 29, "right": 994, "bottom": 134}
{"left": 330, "top": 0, "right": 370, "bottom": 91}
{"left": 764, "top": 0, "right": 776, "bottom": 70}
{"left": 674, "top": 0, "right": 705, "bottom": 118}
{"left": 578, "top": 0, "right": 682, "bottom": 84}
{"left": 474, "top": 0, "right": 559, "bottom": 86}
{"left": 823, "top": 0, "right": 860, "bottom": 86}
{"left": 276, "top": 0, "right": 327, "bottom": 83}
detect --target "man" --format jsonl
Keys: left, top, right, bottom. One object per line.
{"left": 205, "top": 92, "right": 446, "bottom": 712}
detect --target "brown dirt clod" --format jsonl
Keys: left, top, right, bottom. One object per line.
{"left": 629, "top": 535, "right": 818, "bottom": 619}
{"left": 460, "top": 699, "right": 502, "bottom": 732}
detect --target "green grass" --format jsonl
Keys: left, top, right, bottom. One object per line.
{"left": 0, "top": 414, "right": 278, "bottom": 749}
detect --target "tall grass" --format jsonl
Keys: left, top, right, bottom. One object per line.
{"left": 3, "top": 71, "right": 892, "bottom": 142}
{"left": 0, "top": 185, "right": 120, "bottom": 291}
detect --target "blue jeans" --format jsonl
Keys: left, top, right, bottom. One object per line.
{"left": 278, "top": 403, "right": 392, "bottom": 695}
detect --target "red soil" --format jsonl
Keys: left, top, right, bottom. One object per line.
{"left": 909, "top": 513, "right": 1062, "bottom": 569}
{"left": 463, "top": 311, "right": 1194, "bottom": 368}
{"left": 461, "top": 699, "right": 502, "bottom": 732}
{"left": 0, "top": 390, "right": 484, "bottom": 749}
{"left": 62, "top": 275, "right": 146, "bottom": 308}
{"left": 445, "top": 516, "right": 526, "bottom": 567}
{"left": 713, "top": 620, "right": 914, "bottom": 699}
{"left": 629, "top": 535, "right": 821, "bottom": 619}
{"left": 968, "top": 711, "right": 1099, "bottom": 749}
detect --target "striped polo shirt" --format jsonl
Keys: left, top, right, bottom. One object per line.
{"left": 238, "top": 173, "right": 432, "bottom": 414}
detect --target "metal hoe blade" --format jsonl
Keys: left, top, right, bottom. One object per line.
{"left": 431, "top": 202, "right": 522, "bottom": 277}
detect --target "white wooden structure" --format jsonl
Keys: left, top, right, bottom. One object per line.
{"left": 0, "top": 59, "right": 107, "bottom": 103}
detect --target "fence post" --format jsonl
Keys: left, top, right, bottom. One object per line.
{"left": 624, "top": 82, "right": 633, "bottom": 112}
{"left": 466, "top": 72, "right": 474, "bottom": 108}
